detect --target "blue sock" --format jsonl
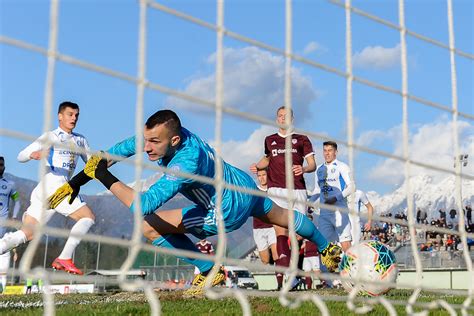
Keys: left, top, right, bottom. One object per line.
{"left": 152, "top": 234, "right": 214, "bottom": 273}
{"left": 294, "top": 211, "right": 329, "bottom": 252}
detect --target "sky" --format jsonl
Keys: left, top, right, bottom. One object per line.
{"left": 1, "top": 0, "right": 473, "bottom": 197}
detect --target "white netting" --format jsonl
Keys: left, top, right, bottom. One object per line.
{"left": 0, "top": 0, "right": 473, "bottom": 315}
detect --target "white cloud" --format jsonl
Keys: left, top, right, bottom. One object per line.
{"left": 167, "top": 46, "right": 318, "bottom": 122}
{"left": 302, "top": 41, "right": 323, "bottom": 55}
{"left": 210, "top": 125, "right": 275, "bottom": 172}
{"left": 353, "top": 44, "right": 401, "bottom": 70}
{"left": 356, "top": 128, "right": 399, "bottom": 147}
{"left": 362, "top": 118, "right": 474, "bottom": 185}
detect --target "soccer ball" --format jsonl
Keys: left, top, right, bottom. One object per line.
{"left": 339, "top": 240, "right": 398, "bottom": 296}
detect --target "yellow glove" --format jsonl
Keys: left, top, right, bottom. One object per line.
{"left": 48, "top": 182, "right": 74, "bottom": 209}
{"left": 85, "top": 152, "right": 119, "bottom": 190}
{"left": 47, "top": 170, "right": 92, "bottom": 209}
{"left": 320, "top": 242, "right": 342, "bottom": 272}
{"left": 84, "top": 154, "right": 105, "bottom": 179}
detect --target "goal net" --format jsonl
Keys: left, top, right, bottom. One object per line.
{"left": 0, "top": 0, "right": 473, "bottom": 315}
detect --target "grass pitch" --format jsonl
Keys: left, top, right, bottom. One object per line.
{"left": 0, "top": 289, "right": 470, "bottom": 315}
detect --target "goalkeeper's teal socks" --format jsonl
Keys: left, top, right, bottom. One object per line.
{"left": 152, "top": 235, "right": 214, "bottom": 273}
{"left": 294, "top": 211, "right": 329, "bottom": 252}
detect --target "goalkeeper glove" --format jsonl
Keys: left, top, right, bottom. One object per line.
{"left": 84, "top": 152, "right": 119, "bottom": 190}
{"left": 48, "top": 170, "right": 91, "bottom": 209}
{"left": 84, "top": 153, "right": 104, "bottom": 179}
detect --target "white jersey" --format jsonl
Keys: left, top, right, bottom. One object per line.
{"left": 0, "top": 178, "right": 18, "bottom": 219}
{"left": 353, "top": 190, "right": 369, "bottom": 213}
{"left": 312, "top": 159, "right": 353, "bottom": 210}
{"left": 348, "top": 190, "right": 370, "bottom": 245}
{"left": 17, "top": 127, "right": 90, "bottom": 181}
{"left": 18, "top": 127, "right": 90, "bottom": 219}
{"left": 0, "top": 177, "right": 20, "bottom": 237}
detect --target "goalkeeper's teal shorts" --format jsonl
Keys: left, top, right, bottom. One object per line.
{"left": 181, "top": 189, "right": 273, "bottom": 239}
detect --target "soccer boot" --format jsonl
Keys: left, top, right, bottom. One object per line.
{"left": 183, "top": 266, "right": 226, "bottom": 297}
{"left": 320, "top": 242, "right": 342, "bottom": 272}
{"left": 289, "top": 277, "right": 303, "bottom": 291}
{"left": 52, "top": 258, "right": 84, "bottom": 275}
{"left": 190, "top": 273, "right": 206, "bottom": 287}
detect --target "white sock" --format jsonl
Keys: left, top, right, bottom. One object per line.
{"left": 58, "top": 218, "right": 94, "bottom": 259}
{"left": 0, "top": 231, "right": 27, "bottom": 254}
{"left": 0, "top": 275, "right": 6, "bottom": 293}
{"left": 0, "top": 250, "right": 11, "bottom": 292}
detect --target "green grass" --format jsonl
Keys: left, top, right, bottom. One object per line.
{"left": 0, "top": 290, "right": 471, "bottom": 315}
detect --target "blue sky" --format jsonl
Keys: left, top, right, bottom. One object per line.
{"left": 1, "top": 0, "right": 473, "bottom": 196}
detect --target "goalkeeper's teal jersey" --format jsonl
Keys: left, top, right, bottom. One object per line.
{"left": 107, "top": 128, "right": 264, "bottom": 223}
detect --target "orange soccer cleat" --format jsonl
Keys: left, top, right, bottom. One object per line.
{"left": 52, "top": 258, "right": 84, "bottom": 275}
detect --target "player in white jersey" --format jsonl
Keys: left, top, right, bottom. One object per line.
{"left": 310, "top": 141, "right": 353, "bottom": 252}
{"left": 0, "top": 157, "right": 21, "bottom": 293}
{"left": 0, "top": 102, "right": 95, "bottom": 275}
{"left": 348, "top": 189, "right": 374, "bottom": 245}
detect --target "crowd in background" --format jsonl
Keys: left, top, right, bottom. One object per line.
{"left": 361, "top": 212, "right": 410, "bottom": 247}
{"left": 360, "top": 205, "right": 473, "bottom": 253}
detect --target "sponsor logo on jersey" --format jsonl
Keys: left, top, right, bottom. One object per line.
{"left": 292, "top": 138, "right": 297, "bottom": 144}
{"left": 278, "top": 148, "right": 297, "bottom": 154}
{"left": 272, "top": 148, "right": 298, "bottom": 156}
{"left": 59, "top": 150, "right": 74, "bottom": 155}
{"left": 62, "top": 162, "right": 76, "bottom": 169}
{"left": 271, "top": 141, "right": 277, "bottom": 145}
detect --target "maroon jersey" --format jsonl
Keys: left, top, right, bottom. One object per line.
{"left": 264, "top": 133, "right": 313, "bottom": 190}
{"left": 253, "top": 217, "right": 273, "bottom": 229}
{"left": 253, "top": 185, "right": 273, "bottom": 229}
{"left": 195, "top": 240, "right": 214, "bottom": 255}
{"left": 303, "top": 240, "right": 319, "bottom": 257}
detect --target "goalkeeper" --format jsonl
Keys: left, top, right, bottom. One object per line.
{"left": 48, "top": 109, "right": 342, "bottom": 295}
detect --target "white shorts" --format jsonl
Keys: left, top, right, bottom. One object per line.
{"left": 267, "top": 187, "right": 308, "bottom": 215}
{"left": 349, "top": 214, "right": 361, "bottom": 245}
{"left": 319, "top": 209, "right": 352, "bottom": 243}
{"left": 0, "top": 252, "right": 10, "bottom": 274}
{"left": 253, "top": 227, "right": 276, "bottom": 252}
{"left": 303, "top": 256, "right": 320, "bottom": 272}
{"left": 25, "top": 177, "right": 87, "bottom": 223}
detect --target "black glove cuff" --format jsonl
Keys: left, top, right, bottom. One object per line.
{"left": 69, "top": 170, "right": 92, "bottom": 188}
{"left": 96, "top": 169, "right": 119, "bottom": 190}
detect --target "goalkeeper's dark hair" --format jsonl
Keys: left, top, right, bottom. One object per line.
{"left": 0, "top": 156, "right": 4, "bottom": 161}
{"left": 146, "top": 110, "right": 182, "bottom": 136}
{"left": 323, "top": 141, "right": 338, "bottom": 150}
{"left": 58, "top": 101, "right": 79, "bottom": 114}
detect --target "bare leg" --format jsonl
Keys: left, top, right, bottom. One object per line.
{"left": 21, "top": 215, "right": 39, "bottom": 241}
{"left": 258, "top": 248, "right": 270, "bottom": 264}
{"left": 270, "top": 242, "right": 279, "bottom": 262}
